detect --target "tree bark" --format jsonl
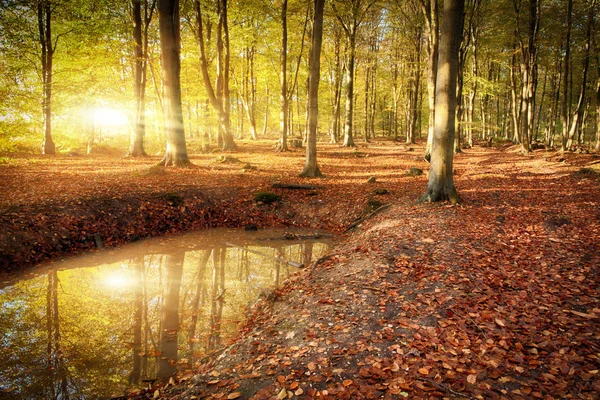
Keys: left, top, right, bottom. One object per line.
{"left": 300, "top": 0, "right": 325, "bottom": 178}
{"left": 419, "top": 0, "right": 439, "bottom": 161}
{"left": 560, "top": 0, "right": 573, "bottom": 151}
{"left": 277, "top": 0, "right": 289, "bottom": 151}
{"left": 129, "top": 0, "right": 155, "bottom": 157}
{"left": 157, "top": 0, "right": 190, "bottom": 166}
{"left": 565, "top": 0, "right": 595, "bottom": 149}
{"left": 38, "top": 0, "right": 55, "bottom": 155}
{"left": 420, "top": 0, "right": 464, "bottom": 203}
{"left": 194, "top": 0, "right": 236, "bottom": 152}
{"left": 596, "top": 53, "right": 600, "bottom": 151}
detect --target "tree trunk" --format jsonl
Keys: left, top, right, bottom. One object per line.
{"left": 300, "top": 0, "right": 325, "bottom": 178}
{"left": 565, "top": 0, "right": 595, "bottom": 149}
{"left": 343, "top": 33, "right": 356, "bottom": 147}
{"left": 38, "top": 0, "right": 55, "bottom": 155}
{"left": 157, "top": 253, "right": 184, "bottom": 379}
{"left": 420, "top": 0, "right": 439, "bottom": 162}
{"left": 262, "top": 82, "right": 269, "bottom": 136}
{"left": 329, "top": 26, "right": 343, "bottom": 143}
{"left": 560, "top": 0, "right": 573, "bottom": 151}
{"left": 194, "top": 0, "right": 236, "bottom": 152}
{"left": 420, "top": 0, "right": 464, "bottom": 203}
{"left": 277, "top": 0, "right": 289, "bottom": 151}
{"left": 128, "top": 0, "right": 154, "bottom": 157}
{"left": 157, "top": 0, "right": 190, "bottom": 167}
{"left": 596, "top": 54, "right": 600, "bottom": 151}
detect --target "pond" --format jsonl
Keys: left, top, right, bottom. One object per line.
{"left": 0, "top": 228, "right": 334, "bottom": 399}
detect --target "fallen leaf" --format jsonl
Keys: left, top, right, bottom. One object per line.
{"left": 467, "top": 374, "right": 477, "bottom": 384}
{"left": 227, "top": 392, "right": 242, "bottom": 399}
{"left": 495, "top": 318, "right": 506, "bottom": 327}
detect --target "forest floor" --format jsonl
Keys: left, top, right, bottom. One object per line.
{"left": 1, "top": 139, "right": 600, "bottom": 399}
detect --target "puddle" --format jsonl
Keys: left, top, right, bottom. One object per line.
{"left": 0, "top": 228, "right": 334, "bottom": 399}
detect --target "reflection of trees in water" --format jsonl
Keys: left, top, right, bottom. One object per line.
{"left": 157, "top": 253, "right": 184, "bottom": 379}
{"left": 208, "top": 248, "right": 226, "bottom": 350}
{"left": 0, "top": 236, "right": 333, "bottom": 396}
{"left": 187, "top": 249, "right": 211, "bottom": 361}
{"left": 45, "top": 271, "right": 69, "bottom": 399}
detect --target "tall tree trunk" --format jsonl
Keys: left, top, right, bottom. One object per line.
{"left": 560, "top": 0, "right": 573, "bottom": 151}
{"left": 128, "top": 0, "right": 154, "bottom": 157}
{"left": 343, "top": 34, "right": 356, "bottom": 147}
{"left": 300, "top": 0, "right": 325, "bottom": 178}
{"left": 510, "top": 47, "right": 521, "bottom": 144}
{"left": 420, "top": 0, "right": 439, "bottom": 161}
{"left": 565, "top": 0, "right": 595, "bottom": 149}
{"left": 38, "top": 0, "right": 55, "bottom": 155}
{"left": 262, "top": 82, "right": 269, "bottom": 136}
{"left": 596, "top": 54, "right": 600, "bottom": 151}
{"left": 420, "top": 0, "right": 464, "bottom": 203}
{"left": 157, "top": 253, "right": 184, "bottom": 379}
{"left": 157, "top": 0, "right": 190, "bottom": 166}
{"left": 466, "top": 26, "right": 478, "bottom": 148}
{"left": 277, "top": 0, "right": 289, "bottom": 151}
{"left": 194, "top": 0, "right": 236, "bottom": 151}
{"left": 329, "top": 26, "right": 343, "bottom": 143}
{"left": 407, "top": 31, "right": 421, "bottom": 145}
{"left": 241, "top": 46, "right": 258, "bottom": 140}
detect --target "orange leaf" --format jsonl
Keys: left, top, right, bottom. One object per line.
{"left": 418, "top": 368, "right": 430, "bottom": 375}
{"left": 343, "top": 379, "right": 353, "bottom": 387}
{"left": 227, "top": 392, "right": 242, "bottom": 399}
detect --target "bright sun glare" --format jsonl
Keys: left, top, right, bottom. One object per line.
{"left": 92, "top": 107, "right": 128, "bottom": 127}
{"left": 103, "top": 273, "right": 133, "bottom": 289}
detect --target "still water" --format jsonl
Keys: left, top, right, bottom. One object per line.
{"left": 0, "top": 228, "right": 333, "bottom": 399}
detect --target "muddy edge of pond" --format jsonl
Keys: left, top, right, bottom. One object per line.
{"left": 0, "top": 186, "right": 357, "bottom": 277}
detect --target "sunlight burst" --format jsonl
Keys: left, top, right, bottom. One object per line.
{"left": 92, "top": 107, "right": 128, "bottom": 127}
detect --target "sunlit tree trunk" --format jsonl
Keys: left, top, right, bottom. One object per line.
{"left": 329, "top": 26, "right": 343, "bottom": 143}
{"left": 420, "top": 0, "right": 464, "bottom": 203}
{"left": 194, "top": 0, "right": 236, "bottom": 151}
{"left": 277, "top": 0, "right": 289, "bottom": 151}
{"left": 560, "top": 0, "right": 572, "bottom": 151}
{"left": 128, "top": 0, "right": 155, "bottom": 157}
{"left": 241, "top": 46, "right": 258, "bottom": 140}
{"left": 157, "top": 0, "right": 190, "bottom": 166}
{"left": 419, "top": 0, "right": 438, "bottom": 161}
{"left": 300, "top": 0, "right": 325, "bottom": 178}
{"left": 596, "top": 54, "right": 600, "bottom": 151}
{"left": 565, "top": 0, "right": 595, "bottom": 149}
{"left": 406, "top": 30, "right": 421, "bottom": 145}
{"left": 157, "top": 253, "right": 184, "bottom": 379}
{"left": 38, "top": 0, "right": 55, "bottom": 155}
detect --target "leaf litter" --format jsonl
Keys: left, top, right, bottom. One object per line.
{"left": 0, "top": 140, "right": 599, "bottom": 399}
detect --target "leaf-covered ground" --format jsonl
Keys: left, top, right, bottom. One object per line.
{"left": 1, "top": 140, "right": 599, "bottom": 399}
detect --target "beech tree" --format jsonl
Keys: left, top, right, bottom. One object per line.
{"left": 300, "top": 0, "right": 325, "bottom": 178}
{"left": 420, "top": 0, "right": 464, "bottom": 203}
{"left": 332, "top": 0, "right": 377, "bottom": 147}
{"left": 128, "top": 0, "right": 156, "bottom": 157}
{"left": 157, "top": 0, "right": 191, "bottom": 166}
{"left": 194, "top": 0, "right": 237, "bottom": 151}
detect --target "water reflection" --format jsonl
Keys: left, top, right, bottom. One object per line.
{"left": 0, "top": 228, "right": 333, "bottom": 399}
